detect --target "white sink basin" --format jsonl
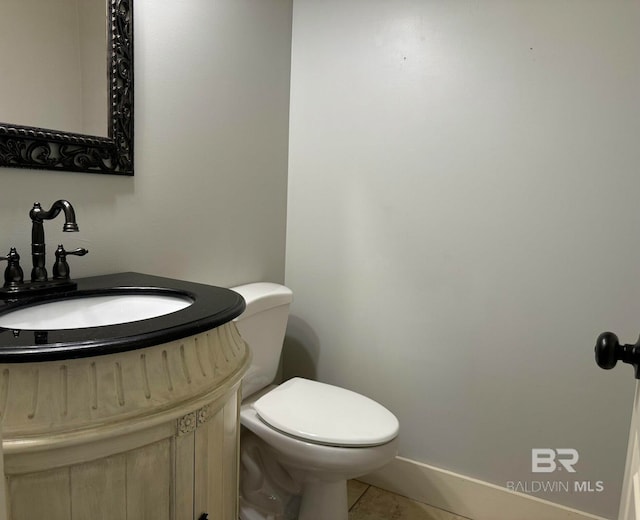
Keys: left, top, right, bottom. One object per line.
{"left": 0, "top": 293, "right": 194, "bottom": 330}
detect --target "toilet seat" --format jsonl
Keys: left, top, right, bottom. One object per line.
{"left": 253, "top": 378, "right": 399, "bottom": 447}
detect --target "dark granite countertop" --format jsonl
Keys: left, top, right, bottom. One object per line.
{"left": 0, "top": 272, "right": 245, "bottom": 363}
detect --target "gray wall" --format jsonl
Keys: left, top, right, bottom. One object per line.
{"left": 285, "top": 1, "right": 640, "bottom": 517}
{"left": 0, "top": 0, "right": 292, "bottom": 289}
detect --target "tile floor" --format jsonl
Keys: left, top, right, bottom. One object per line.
{"left": 347, "top": 480, "right": 472, "bottom": 520}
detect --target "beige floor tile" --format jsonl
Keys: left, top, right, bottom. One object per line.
{"left": 348, "top": 480, "right": 370, "bottom": 509}
{"left": 349, "top": 486, "right": 471, "bottom": 520}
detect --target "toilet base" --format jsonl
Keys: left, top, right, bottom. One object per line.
{"left": 240, "top": 397, "right": 398, "bottom": 520}
{"left": 298, "top": 479, "right": 347, "bottom": 520}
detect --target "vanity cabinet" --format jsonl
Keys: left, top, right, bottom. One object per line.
{"left": 0, "top": 322, "right": 250, "bottom": 520}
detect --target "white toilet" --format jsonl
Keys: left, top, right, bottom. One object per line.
{"left": 232, "top": 282, "right": 399, "bottom": 520}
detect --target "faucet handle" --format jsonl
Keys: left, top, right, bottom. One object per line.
{"left": 0, "top": 248, "right": 24, "bottom": 287}
{"left": 64, "top": 247, "right": 89, "bottom": 257}
{"left": 52, "top": 245, "right": 88, "bottom": 281}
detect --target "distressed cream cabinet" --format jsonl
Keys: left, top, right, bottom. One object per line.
{"left": 0, "top": 322, "right": 250, "bottom": 519}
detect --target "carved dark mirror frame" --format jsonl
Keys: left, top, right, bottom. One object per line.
{"left": 0, "top": 0, "right": 134, "bottom": 176}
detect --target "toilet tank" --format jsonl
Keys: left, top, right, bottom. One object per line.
{"left": 231, "top": 283, "right": 293, "bottom": 399}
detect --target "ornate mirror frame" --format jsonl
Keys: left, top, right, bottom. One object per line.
{"left": 0, "top": 0, "right": 134, "bottom": 176}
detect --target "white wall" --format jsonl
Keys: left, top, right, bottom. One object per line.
{"left": 285, "top": 1, "right": 640, "bottom": 517}
{"left": 0, "top": 0, "right": 291, "bottom": 288}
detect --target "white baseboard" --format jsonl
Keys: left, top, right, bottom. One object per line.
{"left": 360, "top": 456, "right": 609, "bottom": 520}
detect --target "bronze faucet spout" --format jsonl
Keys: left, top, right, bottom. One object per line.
{"left": 30, "top": 200, "right": 79, "bottom": 282}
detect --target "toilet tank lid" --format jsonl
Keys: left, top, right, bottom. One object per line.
{"left": 231, "top": 282, "right": 293, "bottom": 320}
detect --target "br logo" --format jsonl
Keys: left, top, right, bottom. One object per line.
{"left": 531, "top": 448, "right": 579, "bottom": 473}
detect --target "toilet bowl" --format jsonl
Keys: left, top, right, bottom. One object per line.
{"left": 232, "top": 283, "right": 399, "bottom": 520}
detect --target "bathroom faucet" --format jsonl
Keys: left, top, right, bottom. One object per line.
{"left": 0, "top": 200, "right": 88, "bottom": 298}
{"left": 29, "top": 200, "right": 79, "bottom": 282}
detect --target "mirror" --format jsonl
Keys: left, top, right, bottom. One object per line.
{"left": 1, "top": 0, "right": 109, "bottom": 137}
{"left": 0, "top": 0, "right": 134, "bottom": 175}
